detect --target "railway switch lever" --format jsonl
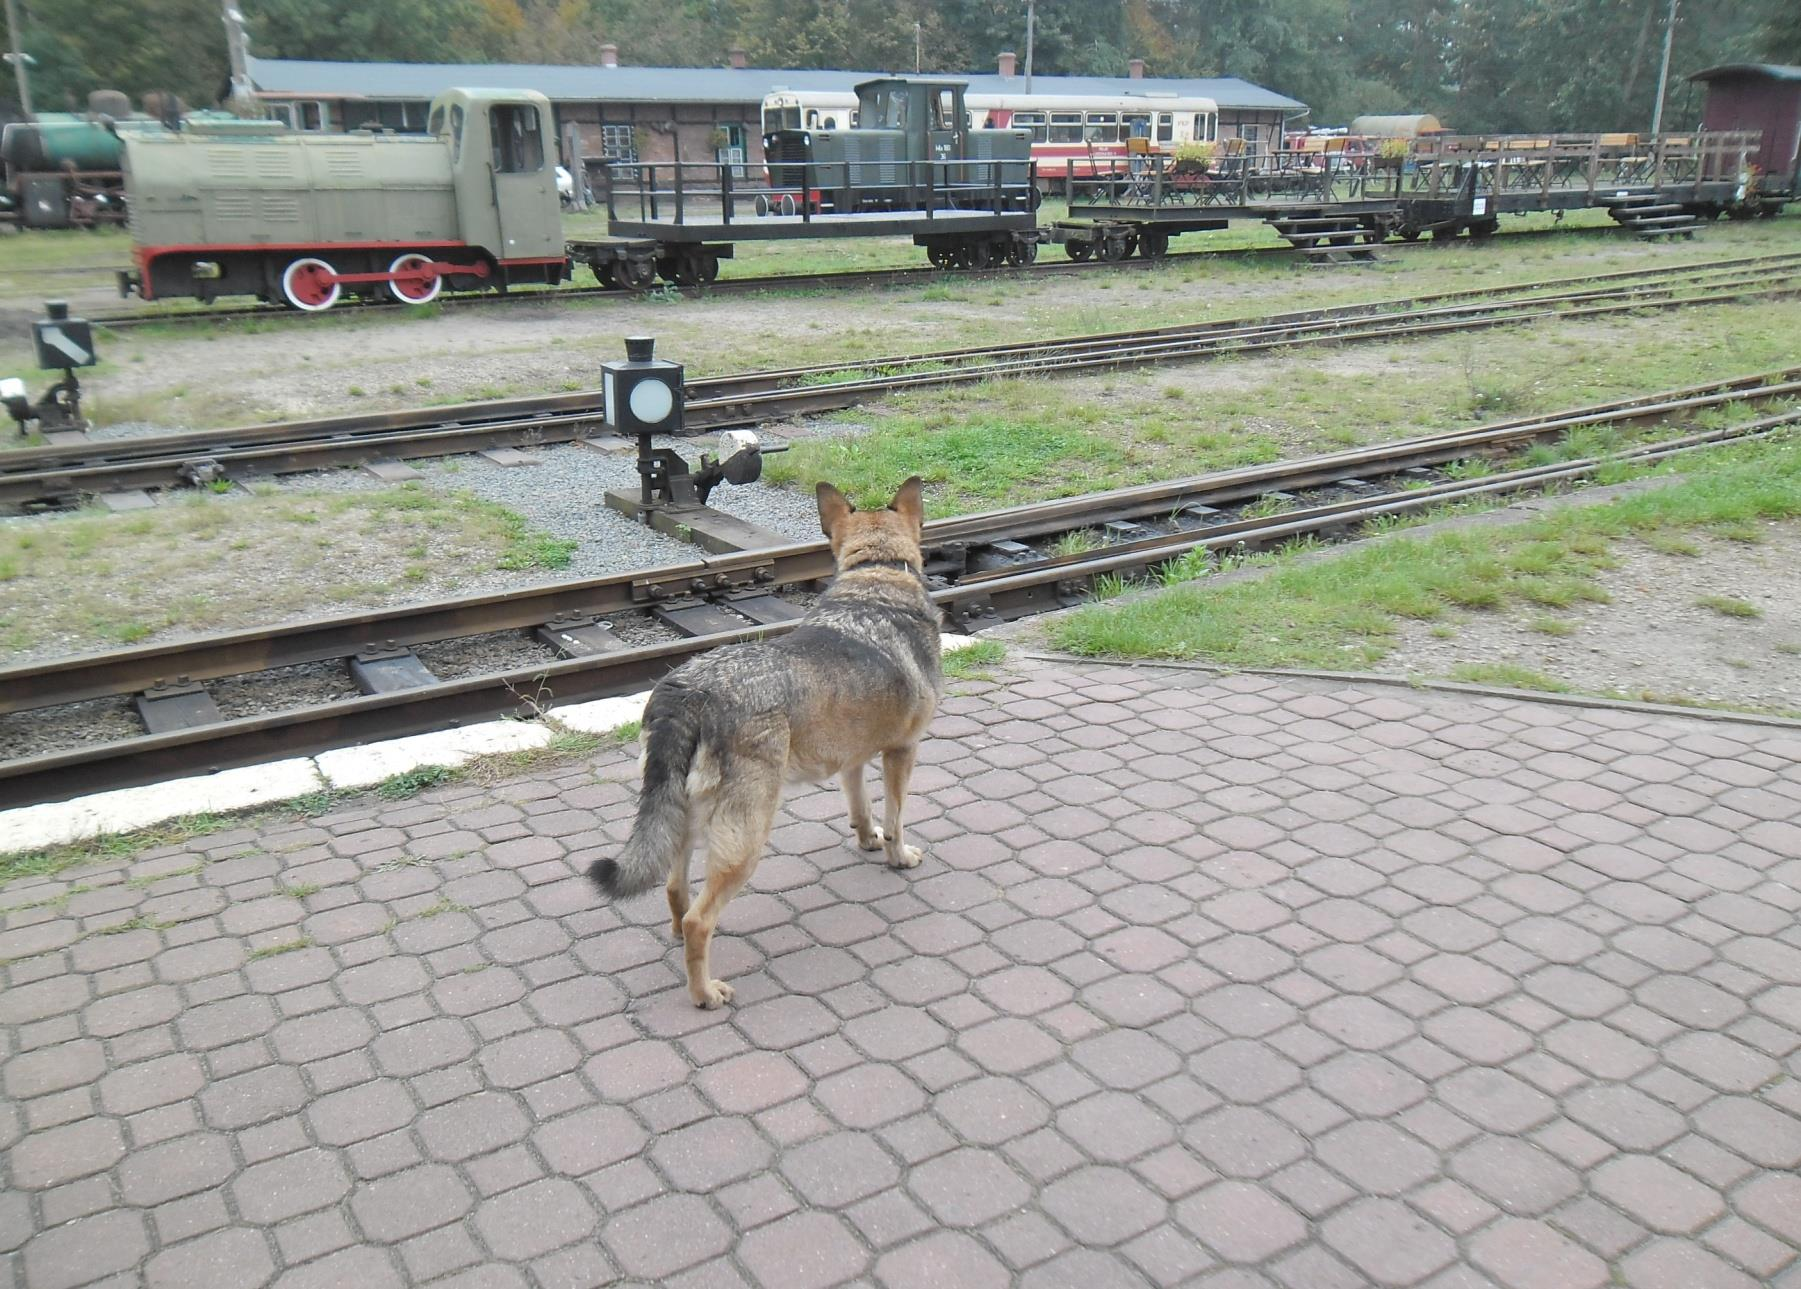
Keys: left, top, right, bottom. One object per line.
{"left": 601, "top": 336, "right": 791, "bottom": 553}
{"left": 6, "top": 301, "right": 96, "bottom": 437}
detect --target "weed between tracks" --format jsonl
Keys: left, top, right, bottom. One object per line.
{"left": 1047, "top": 431, "right": 1801, "bottom": 682}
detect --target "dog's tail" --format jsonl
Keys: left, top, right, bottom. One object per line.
{"left": 586, "top": 706, "right": 698, "bottom": 900}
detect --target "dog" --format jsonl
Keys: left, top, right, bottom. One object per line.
{"left": 587, "top": 477, "right": 942, "bottom": 1008}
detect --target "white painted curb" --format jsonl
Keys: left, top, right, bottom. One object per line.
{"left": 0, "top": 635, "right": 997, "bottom": 859}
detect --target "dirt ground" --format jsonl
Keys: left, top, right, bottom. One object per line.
{"left": 1379, "top": 522, "right": 1801, "bottom": 715}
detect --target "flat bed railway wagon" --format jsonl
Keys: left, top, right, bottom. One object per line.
{"left": 119, "top": 89, "right": 569, "bottom": 309}
{"left": 577, "top": 77, "right": 1039, "bottom": 283}
{"left": 1056, "top": 128, "right": 1770, "bottom": 258}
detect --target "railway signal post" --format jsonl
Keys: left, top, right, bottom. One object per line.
{"left": 4, "top": 300, "right": 96, "bottom": 441}
{"left": 599, "top": 336, "right": 789, "bottom": 553}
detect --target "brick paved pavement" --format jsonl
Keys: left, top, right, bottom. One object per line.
{"left": 2, "top": 657, "right": 1800, "bottom": 1288}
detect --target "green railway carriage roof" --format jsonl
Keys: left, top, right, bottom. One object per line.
{"left": 245, "top": 55, "right": 1307, "bottom": 114}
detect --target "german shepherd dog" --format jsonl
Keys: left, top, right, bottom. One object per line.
{"left": 586, "top": 477, "right": 942, "bottom": 1008}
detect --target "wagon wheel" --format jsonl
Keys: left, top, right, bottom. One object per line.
{"left": 695, "top": 252, "right": 721, "bottom": 283}
{"left": 616, "top": 258, "right": 658, "bottom": 290}
{"left": 927, "top": 245, "right": 956, "bottom": 270}
{"left": 1397, "top": 224, "right": 1422, "bottom": 242}
{"left": 280, "top": 257, "right": 341, "bottom": 312}
{"left": 387, "top": 253, "right": 443, "bottom": 305}
{"left": 1136, "top": 231, "right": 1169, "bottom": 259}
{"left": 1005, "top": 238, "right": 1038, "bottom": 266}
{"left": 593, "top": 260, "right": 619, "bottom": 289}
{"left": 1066, "top": 240, "right": 1094, "bottom": 262}
{"left": 963, "top": 240, "right": 996, "bottom": 271}
{"left": 667, "top": 256, "right": 703, "bottom": 287}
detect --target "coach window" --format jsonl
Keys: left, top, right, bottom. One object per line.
{"left": 1012, "top": 111, "right": 1048, "bottom": 143}
{"left": 1123, "top": 113, "right": 1150, "bottom": 141}
{"left": 1049, "top": 112, "right": 1083, "bottom": 143}
{"left": 1156, "top": 112, "right": 1174, "bottom": 143}
{"left": 1084, "top": 112, "right": 1118, "bottom": 142}
{"left": 491, "top": 104, "right": 545, "bottom": 172}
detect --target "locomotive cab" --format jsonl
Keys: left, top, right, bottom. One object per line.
{"left": 428, "top": 89, "right": 563, "bottom": 263}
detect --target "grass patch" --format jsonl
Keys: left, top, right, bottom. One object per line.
{"left": 376, "top": 765, "right": 457, "bottom": 800}
{"left": 609, "top": 720, "right": 642, "bottom": 744}
{"left": 1695, "top": 594, "right": 1762, "bottom": 619}
{"left": 279, "top": 881, "right": 321, "bottom": 900}
{"left": 943, "top": 640, "right": 1006, "bottom": 680}
{"left": 411, "top": 897, "right": 469, "bottom": 919}
{"left": 1048, "top": 431, "right": 1801, "bottom": 670}
{"left": 0, "top": 486, "right": 577, "bottom": 655}
{"left": 127, "top": 862, "right": 203, "bottom": 888}
{"left": 1529, "top": 616, "right": 1577, "bottom": 636}
{"left": 1447, "top": 662, "right": 1572, "bottom": 692}
{"left": 250, "top": 936, "right": 313, "bottom": 959}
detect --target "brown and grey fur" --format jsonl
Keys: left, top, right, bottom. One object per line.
{"left": 586, "top": 477, "right": 942, "bottom": 1008}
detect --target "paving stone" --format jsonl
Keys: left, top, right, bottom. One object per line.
{"left": 2, "top": 661, "right": 1798, "bottom": 1288}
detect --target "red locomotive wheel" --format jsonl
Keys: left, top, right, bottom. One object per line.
{"left": 280, "top": 257, "right": 341, "bottom": 312}
{"left": 387, "top": 253, "right": 443, "bottom": 304}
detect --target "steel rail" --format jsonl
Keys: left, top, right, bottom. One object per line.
{"left": 4, "top": 367, "right": 1795, "bottom": 716}
{"left": 87, "top": 218, "right": 1642, "bottom": 331}
{"left": 5, "top": 259, "right": 1796, "bottom": 510}
{"left": 22, "top": 251, "right": 1801, "bottom": 480}
{"left": 3, "top": 408, "right": 1792, "bottom": 810}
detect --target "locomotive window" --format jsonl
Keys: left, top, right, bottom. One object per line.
{"left": 1049, "top": 112, "right": 1083, "bottom": 143}
{"left": 822, "top": 116, "right": 837, "bottom": 129}
{"left": 806, "top": 110, "right": 819, "bottom": 127}
{"left": 1012, "top": 111, "right": 1048, "bottom": 143}
{"left": 429, "top": 106, "right": 445, "bottom": 136}
{"left": 870, "top": 89, "right": 907, "bottom": 130}
{"left": 1157, "top": 113, "right": 1173, "bottom": 143}
{"left": 491, "top": 104, "right": 545, "bottom": 172}
{"left": 450, "top": 105, "right": 465, "bottom": 162}
{"left": 934, "top": 88, "right": 958, "bottom": 130}
{"left": 1084, "top": 112, "right": 1118, "bottom": 143}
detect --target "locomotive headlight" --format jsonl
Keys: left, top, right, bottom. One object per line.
{"left": 601, "top": 335, "right": 684, "bottom": 437}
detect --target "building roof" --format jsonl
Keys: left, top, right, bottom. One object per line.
{"left": 1688, "top": 63, "right": 1801, "bottom": 84}
{"left": 244, "top": 56, "right": 1306, "bottom": 114}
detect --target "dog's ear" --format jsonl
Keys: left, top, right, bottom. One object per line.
{"left": 817, "top": 481, "right": 853, "bottom": 538}
{"left": 887, "top": 476, "right": 924, "bottom": 531}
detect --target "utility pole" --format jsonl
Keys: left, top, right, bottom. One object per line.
{"left": 222, "top": 0, "right": 255, "bottom": 108}
{"left": 2, "top": 0, "right": 33, "bottom": 120}
{"left": 1649, "top": 0, "right": 1678, "bottom": 135}
{"left": 915, "top": 22, "right": 921, "bottom": 74}
{"left": 1030, "top": 0, "right": 1044, "bottom": 95}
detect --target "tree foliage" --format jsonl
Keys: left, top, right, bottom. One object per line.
{"left": 8, "top": 0, "right": 1797, "bottom": 131}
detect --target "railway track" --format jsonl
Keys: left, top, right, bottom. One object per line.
{"left": 86, "top": 218, "right": 1650, "bottom": 331}
{"left": 8, "top": 252, "right": 1800, "bottom": 513}
{"left": 2, "top": 368, "right": 1796, "bottom": 809}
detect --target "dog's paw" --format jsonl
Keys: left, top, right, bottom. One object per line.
{"left": 855, "top": 825, "right": 885, "bottom": 851}
{"left": 886, "top": 843, "right": 924, "bottom": 869}
{"left": 691, "top": 979, "right": 735, "bottom": 1009}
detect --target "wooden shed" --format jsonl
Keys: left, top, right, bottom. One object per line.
{"left": 1689, "top": 64, "right": 1801, "bottom": 188}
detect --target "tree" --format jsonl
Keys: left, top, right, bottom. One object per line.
{"left": 9, "top": 0, "right": 228, "bottom": 112}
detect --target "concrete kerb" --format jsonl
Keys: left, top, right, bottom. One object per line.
{"left": 0, "top": 634, "right": 991, "bottom": 862}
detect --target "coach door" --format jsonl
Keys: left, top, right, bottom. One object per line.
{"left": 488, "top": 101, "right": 561, "bottom": 261}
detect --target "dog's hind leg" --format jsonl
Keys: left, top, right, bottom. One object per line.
{"left": 681, "top": 784, "right": 778, "bottom": 1009}
{"left": 880, "top": 744, "right": 924, "bottom": 869}
{"left": 664, "top": 848, "right": 692, "bottom": 942}
{"left": 842, "top": 762, "right": 883, "bottom": 851}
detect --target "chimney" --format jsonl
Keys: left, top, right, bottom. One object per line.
{"left": 1128, "top": 58, "right": 1146, "bottom": 79}
{"left": 600, "top": 44, "right": 619, "bottom": 68}
{"left": 728, "top": 47, "right": 747, "bottom": 70}
{"left": 997, "top": 50, "right": 1017, "bottom": 78}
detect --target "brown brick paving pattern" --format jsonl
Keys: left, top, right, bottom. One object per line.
{"left": 2, "top": 658, "right": 1800, "bottom": 1288}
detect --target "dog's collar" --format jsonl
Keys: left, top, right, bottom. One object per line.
{"left": 841, "top": 558, "right": 923, "bottom": 577}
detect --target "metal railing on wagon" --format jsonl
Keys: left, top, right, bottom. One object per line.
{"left": 601, "top": 156, "right": 1038, "bottom": 227}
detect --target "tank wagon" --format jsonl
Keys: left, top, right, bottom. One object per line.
{"left": 120, "top": 88, "right": 566, "bottom": 309}
{"left": 1, "top": 93, "right": 279, "bottom": 230}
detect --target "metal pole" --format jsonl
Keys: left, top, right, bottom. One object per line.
{"left": 1022, "top": 0, "right": 1037, "bottom": 94}
{"left": 3, "top": 0, "right": 33, "bottom": 119}
{"left": 1649, "top": 0, "right": 1678, "bottom": 136}
{"left": 915, "top": 23, "right": 922, "bottom": 74}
